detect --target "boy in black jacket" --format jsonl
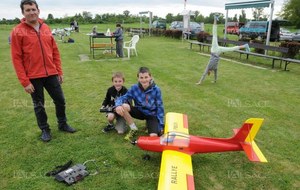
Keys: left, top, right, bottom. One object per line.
{"left": 100, "top": 72, "right": 127, "bottom": 133}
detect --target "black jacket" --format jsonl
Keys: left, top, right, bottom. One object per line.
{"left": 102, "top": 86, "right": 128, "bottom": 107}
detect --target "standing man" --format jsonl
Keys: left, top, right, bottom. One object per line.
{"left": 10, "top": 0, "right": 76, "bottom": 142}
{"left": 73, "top": 20, "right": 79, "bottom": 32}
{"left": 113, "top": 23, "right": 124, "bottom": 58}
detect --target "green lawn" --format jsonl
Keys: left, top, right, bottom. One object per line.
{"left": 1, "top": 24, "right": 299, "bottom": 190}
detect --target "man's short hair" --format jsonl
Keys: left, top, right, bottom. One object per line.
{"left": 137, "top": 67, "right": 151, "bottom": 77}
{"left": 116, "top": 23, "right": 121, "bottom": 27}
{"left": 20, "top": 0, "right": 38, "bottom": 13}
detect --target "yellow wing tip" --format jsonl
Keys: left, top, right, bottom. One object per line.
{"left": 165, "top": 112, "right": 189, "bottom": 134}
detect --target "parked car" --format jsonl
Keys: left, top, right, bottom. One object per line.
{"left": 225, "top": 22, "right": 245, "bottom": 35}
{"left": 170, "top": 21, "right": 204, "bottom": 39}
{"left": 279, "top": 28, "right": 294, "bottom": 41}
{"left": 152, "top": 20, "right": 166, "bottom": 29}
{"left": 170, "top": 21, "right": 182, "bottom": 29}
{"left": 239, "top": 20, "right": 280, "bottom": 41}
{"left": 292, "top": 30, "right": 300, "bottom": 42}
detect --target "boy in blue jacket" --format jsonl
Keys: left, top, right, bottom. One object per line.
{"left": 115, "top": 67, "right": 164, "bottom": 141}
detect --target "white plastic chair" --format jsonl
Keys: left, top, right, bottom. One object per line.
{"left": 123, "top": 35, "right": 140, "bottom": 58}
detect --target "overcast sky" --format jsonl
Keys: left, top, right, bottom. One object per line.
{"left": 1, "top": 0, "right": 285, "bottom": 20}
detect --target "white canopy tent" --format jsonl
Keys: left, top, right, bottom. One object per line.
{"left": 224, "top": 0, "right": 275, "bottom": 46}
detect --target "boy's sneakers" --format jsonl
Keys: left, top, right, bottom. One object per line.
{"left": 102, "top": 124, "right": 115, "bottom": 133}
{"left": 244, "top": 44, "right": 250, "bottom": 52}
{"left": 124, "top": 129, "right": 137, "bottom": 142}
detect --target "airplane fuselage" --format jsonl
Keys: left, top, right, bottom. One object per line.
{"left": 137, "top": 135, "right": 243, "bottom": 155}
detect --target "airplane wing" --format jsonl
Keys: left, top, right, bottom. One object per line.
{"left": 158, "top": 150, "right": 195, "bottom": 190}
{"left": 157, "top": 113, "right": 195, "bottom": 190}
{"left": 164, "top": 112, "right": 189, "bottom": 134}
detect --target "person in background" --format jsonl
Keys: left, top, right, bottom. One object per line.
{"left": 10, "top": 0, "right": 76, "bottom": 142}
{"left": 196, "top": 14, "right": 250, "bottom": 85}
{"left": 113, "top": 23, "right": 124, "bottom": 58}
{"left": 70, "top": 21, "right": 74, "bottom": 31}
{"left": 73, "top": 20, "right": 79, "bottom": 32}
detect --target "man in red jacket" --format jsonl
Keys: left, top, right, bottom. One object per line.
{"left": 11, "top": 0, "right": 76, "bottom": 142}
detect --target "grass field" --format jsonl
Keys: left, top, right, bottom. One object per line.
{"left": 1, "top": 23, "right": 299, "bottom": 190}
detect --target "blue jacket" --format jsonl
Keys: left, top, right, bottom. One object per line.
{"left": 115, "top": 81, "right": 164, "bottom": 130}
{"left": 113, "top": 27, "right": 123, "bottom": 41}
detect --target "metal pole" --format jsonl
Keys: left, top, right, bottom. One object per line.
{"left": 265, "top": 0, "right": 274, "bottom": 54}
{"left": 224, "top": 9, "right": 229, "bottom": 39}
{"left": 140, "top": 16, "right": 142, "bottom": 37}
{"left": 149, "top": 12, "right": 152, "bottom": 36}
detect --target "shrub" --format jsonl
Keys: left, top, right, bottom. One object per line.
{"left": 172, "top": 30, "right": 182, "bottom": 39}
{"left": 164, "top": 29, "right": 173, "bottom": 37}
{"left": 151, "top": 28, "right": 165, "bottom": 36}
{"left": 197, "top": 31, "right": 210, "bottom": 42}
{"left": 279, "top": 41, "right": 300, "bottom": 58}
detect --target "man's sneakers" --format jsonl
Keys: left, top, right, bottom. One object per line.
{"left": 102, "top": 124, "right": 115, "bottom": 133}
{"left": 58, "top": 123, "right": 76, "bottom": 133}
{"left": 41, "top": 128, "right": 51, "bottom": 142}
{"left": 244, "top": 44, "right": 251, "bottom": 52}
{"left": 40, "top": 124, "right": 76, "bottom": 142}
{"left": 124, "top": 129, "right": 137, "bottom": 142}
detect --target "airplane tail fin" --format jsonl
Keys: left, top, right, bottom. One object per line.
{"left": 232, "top": 118, "right": 268, "bottom": 163}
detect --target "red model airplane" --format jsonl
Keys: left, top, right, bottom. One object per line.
{"left": 134, "top": 112, "right": 267, "bottom": 190}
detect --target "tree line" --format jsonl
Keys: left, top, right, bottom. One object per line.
{"left": 0, "top": 10, "right": 256, "bottom": 26}
{"left": 1, "top": 0, "right": 299, "bottom": 28}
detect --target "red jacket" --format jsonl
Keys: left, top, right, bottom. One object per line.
{"left": 11, "top": 18, "right": 62, "bottom": 87}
